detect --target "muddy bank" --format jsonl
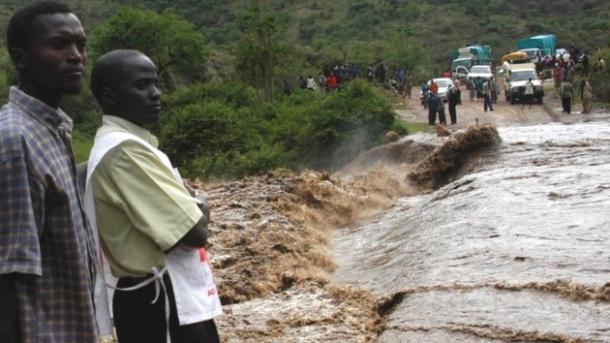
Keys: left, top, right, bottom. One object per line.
{"left": 185, "top": 126, "right": 500, "bottom": 342}
{"left": 193, "top": 168, "right": 412, "bottom": 341}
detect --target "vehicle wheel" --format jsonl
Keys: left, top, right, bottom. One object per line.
{"left": 509, "top": 94, "right": 515, "bottom": 104}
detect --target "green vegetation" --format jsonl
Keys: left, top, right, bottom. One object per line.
{"left": 159, "top": 80, "right": 396, "bottom": 179}
{"left": 1, "top": 0, "right": 609, "bottom": 179}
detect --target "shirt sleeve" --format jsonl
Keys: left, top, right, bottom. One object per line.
{"left": 104, "top": 141, "right": 202, "bottom": 251}
{"left": 0, "top": 150, "right": 42, "bottom": 276}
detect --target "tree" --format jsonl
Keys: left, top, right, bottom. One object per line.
{"left": 235, "top": 1, "right": 285, "bottom": 102}
{"left": 90, "top": 6, "right": 208, "bottom": 90}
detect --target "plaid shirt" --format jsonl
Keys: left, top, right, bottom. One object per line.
{"left": 0, "top": 87, "right": 99, "bottom": 342}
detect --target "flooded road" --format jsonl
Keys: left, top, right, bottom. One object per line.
{"left": 333, "top": 121, "right": 610, "bottom": 342}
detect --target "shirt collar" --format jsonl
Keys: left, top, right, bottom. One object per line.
{"left": 9, "top": 86, "right": 73, "bottom": 132}
{"left": 101, "top": 115, "right": 159, "bottom": 147}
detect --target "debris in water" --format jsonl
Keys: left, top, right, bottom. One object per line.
{"left": 407, "top": 124, "right": 501, "bottom": 189}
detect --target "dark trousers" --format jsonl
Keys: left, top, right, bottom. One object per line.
{"left": 483, "top": 94, "right": 493, "bottom": 111}
{"left": 561, "top": 97, "right": 572, "bottom": 114}
{"left": 428, "top": 108, "right": 446, "bottom": 125}
{"left": 114, "top": 274, "right": 220, "bottom": 343}
{"left": 448, "top": 102, "right": 457, "bottom": 124}
{"left": 0, "top": 277, "right": 18, "bottom": 343}
{"left": 522, "top": 94, "right": 533, "bottom": 107}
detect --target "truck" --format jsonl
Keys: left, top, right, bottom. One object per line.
{"left": 451, "top": 44, "right": 493, "bottom": 80}
{"left": 517, "top": 34, "right": 556, "bottom": 60}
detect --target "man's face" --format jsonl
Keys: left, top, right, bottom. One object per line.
{"left": 18, "top": 13, "right": 87, "bottom": 95}
{"left": 114, "top": 55, "right": 161, "bottom": 126}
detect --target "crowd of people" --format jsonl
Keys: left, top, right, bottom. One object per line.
{"left": 283, "top": 61, "right": 412, "bottom": 96}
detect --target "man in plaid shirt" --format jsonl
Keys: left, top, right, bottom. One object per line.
{"left": 0, "top": 2, "right": 99, "bottom": 342}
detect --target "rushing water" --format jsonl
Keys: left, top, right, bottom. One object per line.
{"left": 333, "top": 121, "right": 610, "bottom": 342}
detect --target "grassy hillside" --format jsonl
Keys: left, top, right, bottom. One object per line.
{"left": 1, "top": 0, "right": 609, "bottom": 79}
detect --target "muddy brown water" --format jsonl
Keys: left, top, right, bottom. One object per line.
{"left": 333, "top": 121, "right": 610, "bottom": 342}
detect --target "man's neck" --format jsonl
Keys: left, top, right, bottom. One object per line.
{"left": 18, "top": 81, "right": 62, "bottom": 109}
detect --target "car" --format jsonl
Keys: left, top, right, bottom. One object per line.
{"left": 419, "top": 77, "right": 454, "bottom": 104}
{"left": 467, "top": 65, "right": 493, "bottom": 81}
{"left": 503, "top": 64, "right": 544, "bottom": 104}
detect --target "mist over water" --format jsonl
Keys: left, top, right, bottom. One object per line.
{"left": 333, "top": 121, "right": 610, "bottom": 342}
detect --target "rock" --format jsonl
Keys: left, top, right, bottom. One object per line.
{"left": 435, "top": 124, "right": 451, "bottom": 137}
{"left": 385, "top": 130, "right": 400, "bottom": 142}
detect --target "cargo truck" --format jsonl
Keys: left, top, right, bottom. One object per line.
{"left": 451, "top": 44, "right": 493, "bottom": 80}
{"left": 517, "top": 34, "right": 556, "bottom": 60}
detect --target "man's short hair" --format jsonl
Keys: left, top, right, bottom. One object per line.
{"left": 7, "top": 2, "right": 72, "bottom": 51}
{"left": 90, "top": 50, "right": 145, "bottom": 105}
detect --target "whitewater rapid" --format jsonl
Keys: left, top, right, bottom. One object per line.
{"left": 333, "top": 121, "right": 610, "bottom": 342}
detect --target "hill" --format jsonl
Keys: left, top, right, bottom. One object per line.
{"left": 1, "top": 0, "right": 609, "bottom": 81}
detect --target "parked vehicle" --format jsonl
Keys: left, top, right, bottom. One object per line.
{"left": 420, "top": 77, "right": 454, "bottom": 104}
{"left": 467, "top": 65, "right": 493, "bottom": 81}
{"left": 503, "top": 63, "right": 544, "bottom": 104}
{"left": 517, "top": 34, "right": 556, "bottom": 59}
{"left": 451, "top": 44, "right": 493, "bottom": 80}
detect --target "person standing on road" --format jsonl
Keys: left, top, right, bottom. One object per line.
{"left": 467, "top": 78, "right": 475, "bottom": 102}
{"left": 522, "top": 78, "right": 535, "bottom": 108}
{"left": 0, "top": 3, "right": 100, "bottom": 342}
{"left": 580, "top": 79, "right": 593, "bottom": 114}
{"left": 447, "top": 83, "right": 459, "bottom": 125}
{"left": 483, "top": 79, "right": 493, "bottom": 112}
{"left": 560, "top": 79, "right": 573, "bottom": 114}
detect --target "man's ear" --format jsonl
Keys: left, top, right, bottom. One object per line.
{"left": 100, "top": 86, "right": 117, "bottom": 109}
{"left": 9, "top": 47, "right": 26, "bottom": 70}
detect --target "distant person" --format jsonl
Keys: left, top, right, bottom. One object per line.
{"left": 522, "top": 78, "right": 535, "bottom": 108}
{"left": 306, "top": 75, "right": 317, "bottom": 91}
{"left": 298, "top": 74, "right": 307, "bottom": 89}
{"left": 581, "top": 52, "right": 589, "bottom": 76}
{"left": 466, "top": 78, "right": 475, "bottom": 102}
{"left": 375, "top": 63, "right": 386, "bottom": 84}
{"left": 598, "top": 56, "right": 606, "bottom": 71}
{"left": 483, "top": 79, "right": 494, "bottom": 112}
{"left": 0, "top": 2, "right": 99, "bottom": 342}
{"left": 560, "top": 80, "right": 573, "bottom": 114}
{"left": 474, "top": 78, "right": 484, "bottom": 102}
{"left": 580, "top": 79, "right": 593, "bottom": 114}
{"left": 326, "top": 73, "right": 338, "bottom": 92}
{"left": 87, "top": 50, "right": 222, "bottom": 343}
{"left": 367, "top": 64, "right": 374, "bottom": 82}
{"left": 421, "top": 81, "right": 430, "bottom": 109}
{"left": 428, "top": 93, "right": 446, "bottom": 126}
{"left": 429, "top": 79, "right": 438, "bottom": 95}
{"left": 553, "top": 63, "right": 562, "bottom": 94}
{"left": 489, "top": 77, "right": 498, "bottom": 103}
{"left": 283, "top": 79, "right": 293, "bottom": 95}
{"left": 447, "top": 84, "right": 460, "bottom": 125}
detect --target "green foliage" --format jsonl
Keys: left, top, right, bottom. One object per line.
{"left": 158, "top": 80, "right": 396, "bottom": 179}
{"left": 90, "top": 6, "right": 208, "bottom": 87}
{"left": 590, "top": 48, "right": 610, "bottom": 102}
{"left": 72, "top": 129, "right": 94, "bottom": 163}
{"left": 234, "top": 1, "right": 287, "bottom": 101}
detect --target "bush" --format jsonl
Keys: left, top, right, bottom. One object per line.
{"left": 590, "top": 48, "right": 610, "bottom": 102}
{"left": 158, "top": 80, "right": 396, "bottom": 180}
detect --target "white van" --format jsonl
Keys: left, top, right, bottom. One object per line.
{"left": 503, "top": 63, "right": 544, "bottom": 104}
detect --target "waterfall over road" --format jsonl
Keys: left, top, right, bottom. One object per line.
{"left": 334, "top": 122, "right": 610, "bottom": 342}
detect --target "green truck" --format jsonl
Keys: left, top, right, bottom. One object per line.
{"left": 517, "top": 34, "right": 556, "bottom": 59}
{"left": 451, "top": 44, "right": 493, "bottom": 80}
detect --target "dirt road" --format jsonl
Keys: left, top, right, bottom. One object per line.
{"left": 396, "top": 80, "right": 597, "bottom": 129}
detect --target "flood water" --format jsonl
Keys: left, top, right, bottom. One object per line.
{"left": 333, "top": 121, "right": 610, "bottom": 342}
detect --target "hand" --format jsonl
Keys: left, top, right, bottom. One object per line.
{"left": 195, "top": 191, "right": 210, "bottom": 221}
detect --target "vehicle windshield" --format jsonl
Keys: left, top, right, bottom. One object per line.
{"left": 470, "top": 66, "right": 490, "bottom": 73}
{"left": 512, "top": 70, "right": 537, "bottom": 82}
{"left": 434, "top": 79, "right": 452, "bottom": 87}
